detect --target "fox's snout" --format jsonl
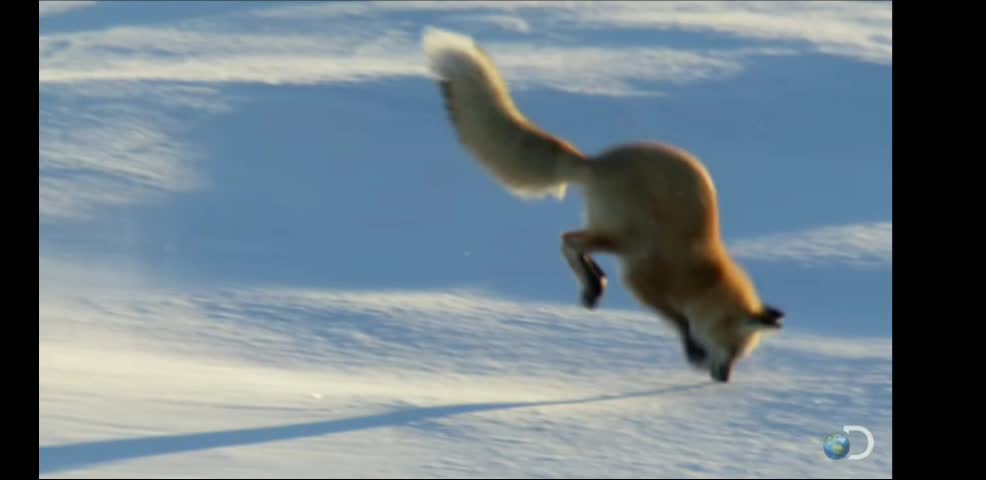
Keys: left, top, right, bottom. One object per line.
{"left": 681, "top": 333, "right": 734, "bottom": 383}
{"left": 683, "top": 304, "right": 786, "bottom": 383}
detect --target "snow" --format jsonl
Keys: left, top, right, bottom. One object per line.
{"left": 40, "top": 260, "right": 890, "bottom": 478}
{"left": 40, "top": 2, "right": 891, "bottom": 477}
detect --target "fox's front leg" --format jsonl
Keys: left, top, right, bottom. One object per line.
{"left": 668, "top": 311, "right": 708, "bottom": 368}
{"left": 560, "top": 231, "right": 619, "bottom": 309}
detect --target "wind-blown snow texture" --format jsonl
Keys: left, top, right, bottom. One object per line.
{"left": 40, "top": 2, "right": 891, "bottom": 478}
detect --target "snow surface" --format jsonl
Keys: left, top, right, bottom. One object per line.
{"left": 40, "top": 2, "right": 891, "bottom": 478}
{"left": 40, "top": 258, "right": 890, "bottom": 478}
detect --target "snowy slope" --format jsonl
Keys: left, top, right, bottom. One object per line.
{"left": 40, "top": 2, "right": 891, "bottom": 478}
{"left": 40, "top": 258, "right": 890, "bottom": 478}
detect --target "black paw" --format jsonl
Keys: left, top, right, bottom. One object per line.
{"left": 579, "top": 255, "right": 606, "bottom": 310}
{"left": 581, "top": 286, "right": 602, "bottom": 309}
{"left": 683, "top": 335, "right": 707, "bottom": 367}
{"left": 583, "top": 255, "right": 606, "bottom": 280}
{"left": 710, "top": 363, "right": 732, "bottom": 383}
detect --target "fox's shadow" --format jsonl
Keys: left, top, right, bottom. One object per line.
{"left": 39, "top": 383, "right": 711, "bottom": 475}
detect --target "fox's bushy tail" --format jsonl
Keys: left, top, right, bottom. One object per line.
{"left": 422, "top": 28, "right": 589, "bottom": 200}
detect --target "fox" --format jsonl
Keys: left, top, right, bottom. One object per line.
{"left": 421, "top": 28, "right": 784, "bottom": 383}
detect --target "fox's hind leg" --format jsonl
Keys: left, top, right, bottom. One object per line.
{"left": 563, "top": 248, "right": 605, "bottom": 309}
{"left": 561, "top": 231, "right": 619, "bottom": 309}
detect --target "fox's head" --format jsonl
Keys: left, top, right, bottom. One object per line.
{"left": 685, "top": 303, "right": 784, "bottom": 382}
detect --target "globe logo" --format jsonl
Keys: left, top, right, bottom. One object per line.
{"left": 823, "top": 432, "right": 851, "bottom": 460}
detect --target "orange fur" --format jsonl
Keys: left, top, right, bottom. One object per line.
{"left": 577, "top": 144, "right": 781, "bottom": 381}
{"left": 423, "top": 28, "right": 783, "bottom": 382}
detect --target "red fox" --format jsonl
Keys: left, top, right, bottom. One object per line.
{"left": 422, "top": 28, "right": 783, "bottom": 382}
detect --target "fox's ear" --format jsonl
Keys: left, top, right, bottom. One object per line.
{"left": 755, "top": 305, "right": 784, "bottom": 329}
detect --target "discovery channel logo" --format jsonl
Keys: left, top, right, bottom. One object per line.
{"left": 823, "top": 425, "right": 874, "bottom": 460}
